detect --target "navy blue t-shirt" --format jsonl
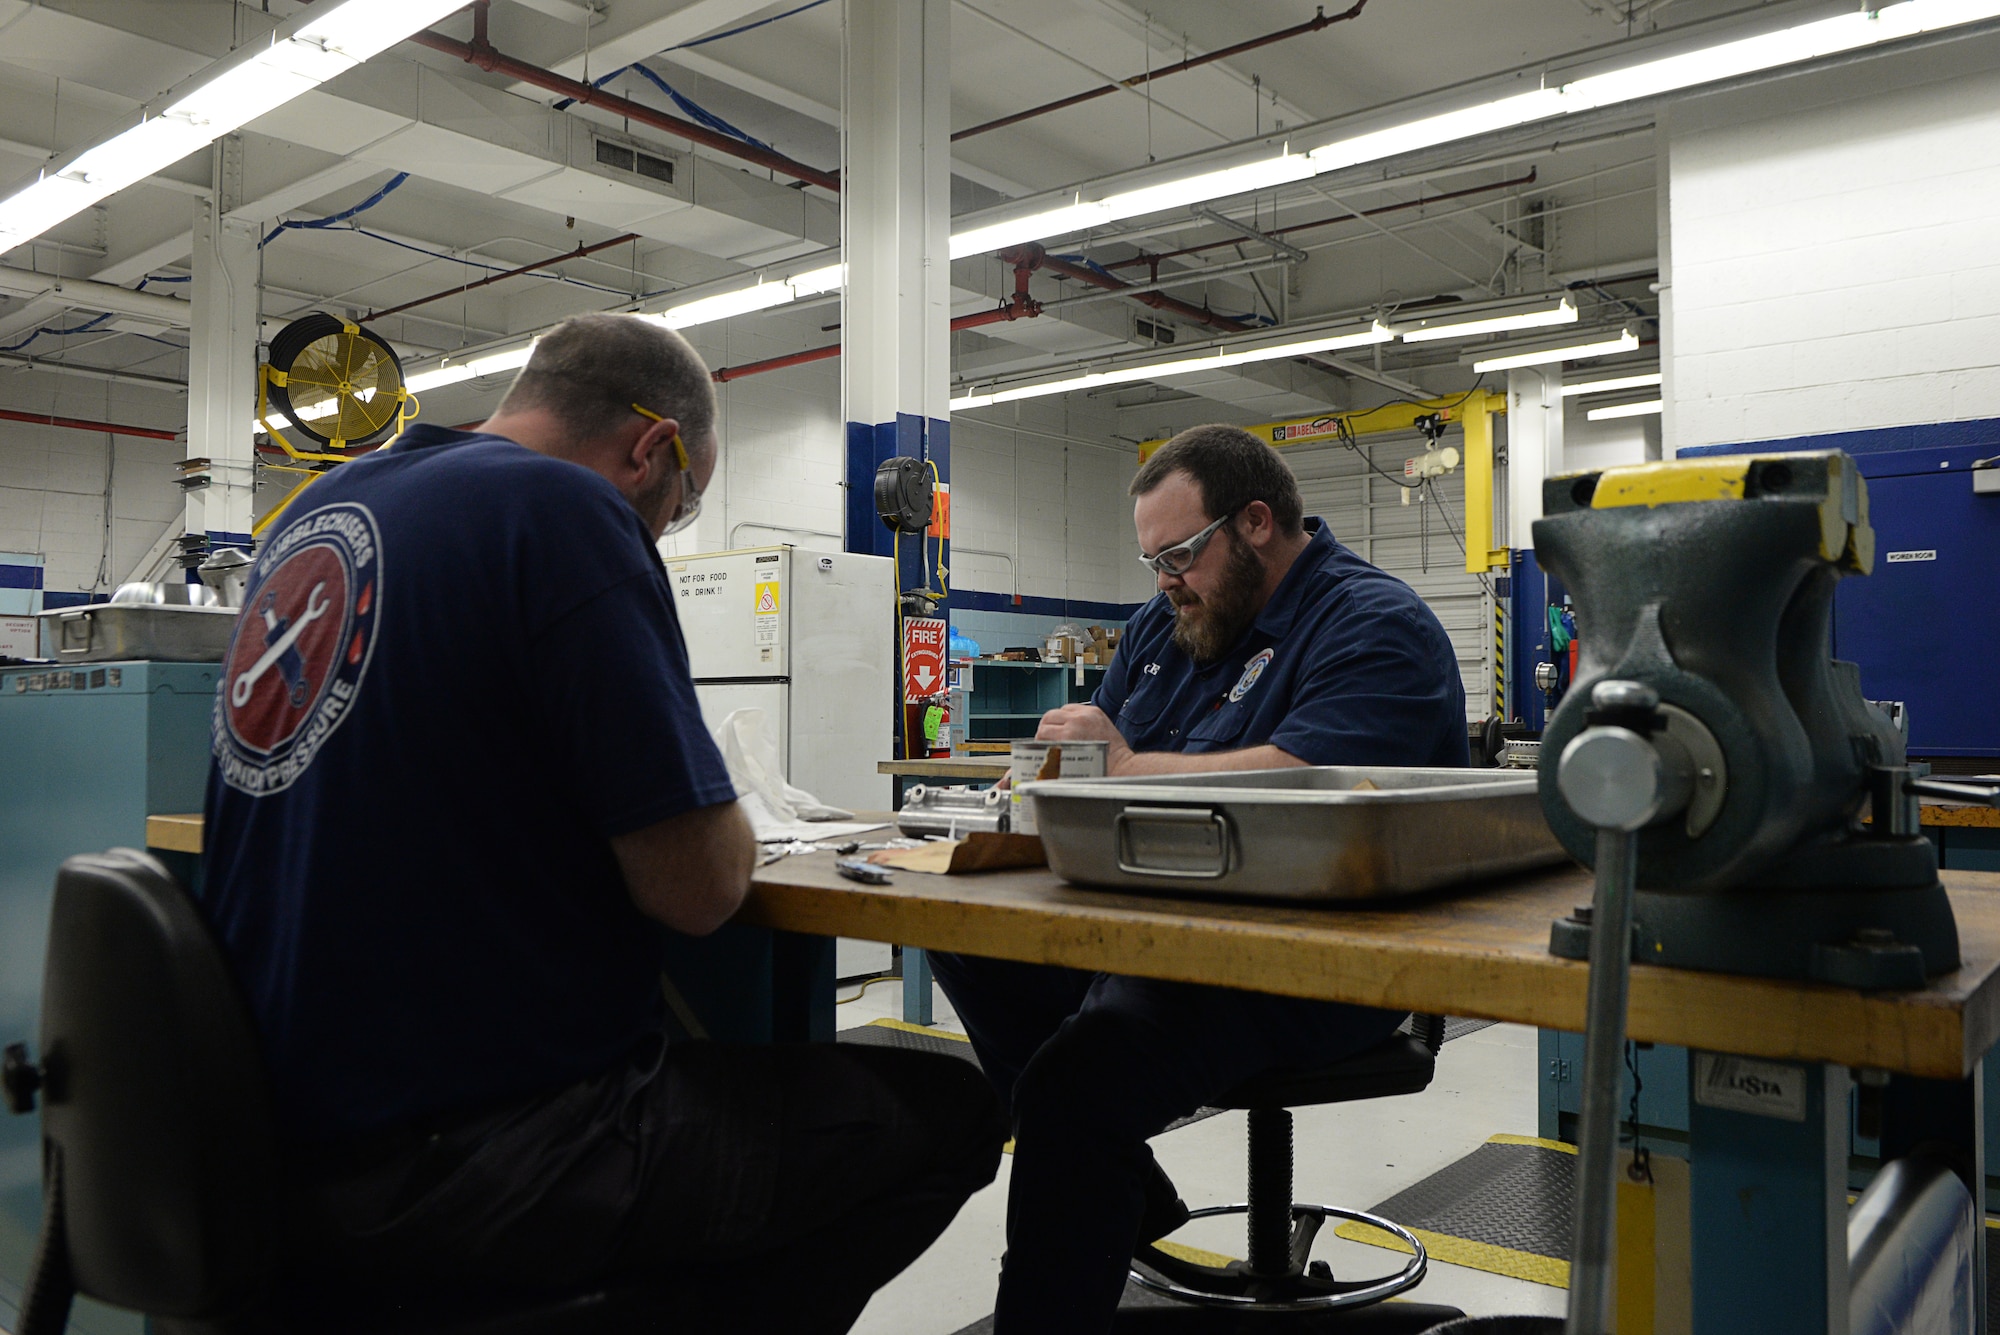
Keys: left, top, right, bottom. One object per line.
{"left": 201, "top": 425, "right": 735, "bottom": 1144}
{"left": 1096, "top": 519, "right": 1468, "bottom": 767}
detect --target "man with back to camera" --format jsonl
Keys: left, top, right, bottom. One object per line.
{"left": 201, "top": 312, "right": 1005, "bottom": 1332}
{"left": 928, "top": 424, "right": 1469, "bottom": 1333}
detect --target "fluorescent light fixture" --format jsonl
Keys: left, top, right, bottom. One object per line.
{"left": 403, "top": 341, "right": 537, "bottom": 394}
{"left": 0, "top": 0, "right": 468, "bottom": 252}
{"left": 951, "top": 320, "right": 1392, "bottom": 410}
{"left": 944, "top": 0, "right": 2000, "bottom": 259}
{"left": 1395, "top": 295, "right": 1576, "bottom": 344}
{"left": 1471, "top": 327, "right": 1638, "bottom": 373}
{"left": 947, "top": 152, "right": 1316, "bottom": 260}
{"left": 1562, "top": 370, "right": 1662, "bottom": 396}
{"left": 1586, "top": 398, "right": 1664, "bottom": 420}
{"left": 647, "top": 262, "right": 847, "bottom": 329}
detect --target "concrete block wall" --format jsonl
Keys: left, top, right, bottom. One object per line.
{"left": 1665, "top": 32, "right": 2000, "bottom": 450}
{"left": 0, "top": 407, "right": 184, "bottom": 603}
{"left": 949, "top": 400, "right": 1145, "bottom": 610}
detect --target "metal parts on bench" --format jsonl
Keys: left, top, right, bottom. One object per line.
{"left": 894, "top": 784, "right": 1010, "bottom": 838}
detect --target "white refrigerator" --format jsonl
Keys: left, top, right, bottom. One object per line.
{"left": 666, "top": 544, "right": 896, "bottom": 818}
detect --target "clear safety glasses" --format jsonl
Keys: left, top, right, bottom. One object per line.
{"left": 632, "top": 403, "right": 703, "bottom": 537}
{"left": 1137, "top": 508, "right": 1238, "bottom": 578}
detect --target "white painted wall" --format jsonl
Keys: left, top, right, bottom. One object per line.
{"left": 949, "top": 400, "right": 1141, "bottom": 609}
{"left": 1665, "top": 32, "right": 2000, "bottom": 450}
{"left": 0, "top": 387, "right": 185, "bottom": 601}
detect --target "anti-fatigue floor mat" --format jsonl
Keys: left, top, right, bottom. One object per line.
{"left": 1335, "top": 1134, "right": 1576, "bottom": 1288}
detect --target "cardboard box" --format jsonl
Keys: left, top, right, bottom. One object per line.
{"left": 1042, "top": 634, "right": 1077, "bottom": 663}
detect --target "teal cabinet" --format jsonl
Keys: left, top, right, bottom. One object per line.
{"left": 955, "top": 659, "right": 1107, "bottom": 745}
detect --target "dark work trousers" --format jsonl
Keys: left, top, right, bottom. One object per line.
{"left": 271, "top": 1038, "right": 1007, "bottom": 1334}
{"left": 927, "top": 952, "right": 1406, "bottom": 1335}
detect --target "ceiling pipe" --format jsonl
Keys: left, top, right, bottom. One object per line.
{"left": 365, "top": 230, "right": 643, "bottom": 322}
{"left": 712, "top": 253, "right": 1044, "bottom": 383}
{"left": 0, "top": 407, "right": 178, "bottom": 441}
{"left": 1104, "top": 169, "right": 1538, "bottom": 272}
{"left": 409, "top": 5, "right": 841, "bottom": 193}
{"left": 1002, "top": 243, "right": 1255, "bottom": 334}
{"left": 953, "top": 1, "right": 1369, "bottom": 143}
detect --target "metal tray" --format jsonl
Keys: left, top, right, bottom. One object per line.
{"left": 38, "top": 603, "right": 239, "bottom": 663}
{"left": 1024, "top": 765, "right": 1568, "bottom": 900}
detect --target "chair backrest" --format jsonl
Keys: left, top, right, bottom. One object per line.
{"left": 39, "top": 848, "right": 277, "bottom": 1317}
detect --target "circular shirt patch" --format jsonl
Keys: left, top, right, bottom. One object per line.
{"left": 215, "top": 502, "right": 382, "bottom": 796}
{"left": 1229, "top": 647, "right": 1275, "bottom": 703}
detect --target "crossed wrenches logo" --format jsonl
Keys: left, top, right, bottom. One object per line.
{"left": 232, "top": 581, "right": 330, "bottom": 709}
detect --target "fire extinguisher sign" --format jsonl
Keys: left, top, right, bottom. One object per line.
{"left": 903, "top": 618, "right": 948, "bottom": 702}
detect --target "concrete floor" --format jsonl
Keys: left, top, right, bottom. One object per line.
{"left": 838, "top": 981, "right": 1566, "bottom": 1335}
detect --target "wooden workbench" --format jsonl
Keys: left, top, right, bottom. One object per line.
{"left": 876, "top": 757, "right": 1012, "bottom": 781}
{"left": 146, "top": 809, "right": 2000, "bottom": 1078}
{"left": 742, "top": 853, "right": 2000, "bottom": 1082}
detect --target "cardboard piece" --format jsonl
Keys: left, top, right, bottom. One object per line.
{"left": 868, "top": 832, "right": 1047, "bottom": 875}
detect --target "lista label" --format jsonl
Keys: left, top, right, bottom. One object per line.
{"left": 1885, "top": 550, "right": 1938, "bottom": 563}
{"left": 1693, "top": 1054, "right": 1806, "bottom": 1121}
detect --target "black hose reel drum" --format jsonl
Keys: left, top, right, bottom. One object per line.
{"left": 874, "top": 456, "right": 933, "bottom": 533}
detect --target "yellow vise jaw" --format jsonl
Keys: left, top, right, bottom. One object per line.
{"left": 1546, "top": 450, "right": 1875, "bottom": 573}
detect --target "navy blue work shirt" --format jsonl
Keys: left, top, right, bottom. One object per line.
{"left": 201, "top": 425, "right": 735, "bottom": 1144}
{"left": 1095, "top": 519, "right": 1468, "bottom": 767}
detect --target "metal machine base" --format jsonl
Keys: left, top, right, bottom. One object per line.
{"left": 1549, "top": 880, "right": 1959, "bottom": 988}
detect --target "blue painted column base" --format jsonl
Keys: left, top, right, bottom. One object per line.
{"left": 1689, "top": 1056, "right": 1849, "bottom": 1333}
{"left": 902, "top": 946, "right": 934, "bottom": 1026}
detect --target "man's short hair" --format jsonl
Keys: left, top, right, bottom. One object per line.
{"left": 496, "top": 312, "right": 717, "bottom": 448}
{"left": 1130, "top": 424, "right": 1304, "bottom": 535}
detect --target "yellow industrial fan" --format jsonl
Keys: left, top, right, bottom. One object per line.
{"left": 254, "top": 314, "right": 419, "bottom": 536}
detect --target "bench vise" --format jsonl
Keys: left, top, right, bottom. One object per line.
{"left": 1533, "top": 450, "right": 1978, "bottom": 988}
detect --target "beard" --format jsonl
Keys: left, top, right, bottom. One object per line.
{"left": 1168, "top": 528, "right": 1266, "bottom": 664}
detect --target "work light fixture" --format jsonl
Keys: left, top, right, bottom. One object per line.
{"left": 1394, "top": 295, "right": 1578, "bottom": 344}
{"left": 1469, "top": 327, "right": 1640, "bottom": 373}
{"left": 1562, "top": 371, "right": 1663, "bottom": 396}
{"left": 950, "top": 320, "right": 1393, "bottom": 411}
{"left": 0, "top": 0, "right": 468, "bottom": 251}
{"left": 1586, "top": 398, "right": 1665, "bottom": 420}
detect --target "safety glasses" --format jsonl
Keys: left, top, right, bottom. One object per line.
{"left": 632, "top": 404, "right": 703, "bottom": 537}
{"left": 1137, "top": 508, "right": 1238, "bottom": 577}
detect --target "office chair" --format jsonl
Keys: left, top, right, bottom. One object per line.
{"left": 1130, "top": 1015, "right": 1451, "bottom": 1318}
{"left": 1, "top": 849, "right": 672, "bottom": 1335}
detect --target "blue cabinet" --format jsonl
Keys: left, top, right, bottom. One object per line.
{"left": 1834, "top": 464, "right": 2000, "bottom": 758}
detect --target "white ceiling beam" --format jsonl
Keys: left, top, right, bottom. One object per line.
{"left": 507, "top": 0, "right": 781, "bottom": 93}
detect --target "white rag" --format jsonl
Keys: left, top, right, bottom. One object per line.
{"left": 710, "top": 707, "right": 856, "bottom": 836}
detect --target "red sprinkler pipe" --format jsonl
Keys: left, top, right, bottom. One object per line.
{"left": 409, "top": 10, "right": 840, "bottom": 193}
{"left": 953, "top": 2, "right": 1368, "bottom": 143}
{"left": 366, "top": 231, "right": 643, "bottom": 322}
{"left": 1002, "top": 243, "right": 1254, "bottom": 333}
{"left": 711, "top": 253, "right": 1044, "bottom": 382}
{"left": 0, "top": 408, "right": 177, "bottom": 441}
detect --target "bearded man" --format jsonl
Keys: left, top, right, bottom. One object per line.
{"left": 928, "top": 423, "right": 1468, "bottom": 1334}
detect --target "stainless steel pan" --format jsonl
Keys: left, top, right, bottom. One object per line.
{"left": 1024, "top": 765, "right": 1568, "bottom": 900}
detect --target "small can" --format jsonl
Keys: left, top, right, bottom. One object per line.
{"left": 1010, "top": 738, "right": 1109, "bottom": 836}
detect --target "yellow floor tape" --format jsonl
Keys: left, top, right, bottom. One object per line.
{"left": 1334, "top": 1219, "right": 1572, "bottom": 1289}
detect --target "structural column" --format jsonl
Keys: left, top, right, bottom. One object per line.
{"left": 843, "top": 0, "right": 951, "bottom": 1025}
{"left": 1506, "top": 365, "right": 1564, "bottom": 729}
{"left": 184, "top": 193, "right": 260, "bottom": 566}
{"left": 841, "top": 0, "right": 951, "bottom": 594}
